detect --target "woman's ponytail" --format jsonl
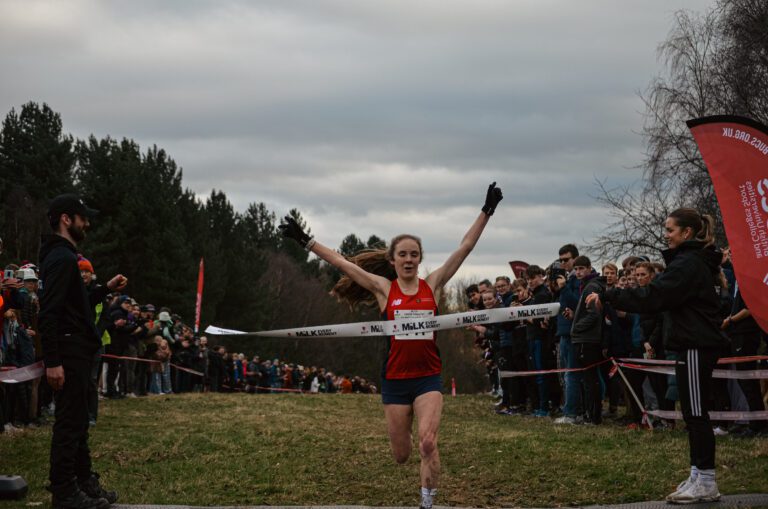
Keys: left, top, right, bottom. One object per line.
{"left": 668, "top": 208, "right": 716, "bottom": 246}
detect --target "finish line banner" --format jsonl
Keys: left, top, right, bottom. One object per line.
{"left": 206, "top": 302, "right": 561, "bottom": 338}
{"left": 688, "top": 115, "right": 768, "bottom": 333}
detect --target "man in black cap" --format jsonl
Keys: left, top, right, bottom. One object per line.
{"left": 39, "top": 194, "right": 127, "bottom": 509}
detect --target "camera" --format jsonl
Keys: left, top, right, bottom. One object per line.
{"left": 3, "top": 269, "right": 15, "bottom": 280}
{"left": 549, "top": 267, "right": 567, "bottom": 280}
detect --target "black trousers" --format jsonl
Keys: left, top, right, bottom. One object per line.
{"left": 731, "top": 332, "right": 768, "bottom": 431}
{"left": 496, "top": 346, "right": 518, "bottom": 407}
{"left": 50, "top": 357, "right": 94, "bottom": 496}
{"left": 675, "top": 348, "right": 719, "bottom": 470}
{"left": 575, "top": 343, "right": 603, "bottom": 424}
{"left": 87, "top": 348, "right": 102, "bottom": 422}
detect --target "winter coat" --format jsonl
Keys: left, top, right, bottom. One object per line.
{"left": 571, "top": 275, "right": 606, "bottom": 345}
{"left": 38, "top": 234, "right": 109, "bottom": 366}
{"left": 604, "top": 241, "right": 729, "bottom": 351}
{"left": 526, "top": 284, "right": 552, "bottom": 342}
{"left": 557, "top": 273, "right": 580, "bottom": 337}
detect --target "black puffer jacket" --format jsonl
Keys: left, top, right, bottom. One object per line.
{"left": 604, "top": 241, "right": 728, "bottom": 352}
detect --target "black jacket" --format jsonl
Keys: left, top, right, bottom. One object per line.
{"left": 526, "top": 284, "right": 552, "bottom": 341}
{"left": 604, "top": 241, "right": 729, "bottom": 352}
{"left": 571, "top": 275, "right": 606, "bottom": 345}
{"left": 38, "top": 235, "right": 108, "bottom": 367}
{"left": 107, "top": 304, "right": 141, "bottom": 353}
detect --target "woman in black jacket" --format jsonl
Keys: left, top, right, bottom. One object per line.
{"left": 587, "top": 208, "right": 728, "bottom": 504}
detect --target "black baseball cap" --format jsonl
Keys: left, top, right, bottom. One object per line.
{"left": 48, "top": 194, "right": 99, "bottom": 223}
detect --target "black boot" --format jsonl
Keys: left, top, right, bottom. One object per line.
{"left": 79, "top": 474, "right": 118, "bottom": 505}
{"left": 52, "top": 490, "right": 110, "bottom": 509}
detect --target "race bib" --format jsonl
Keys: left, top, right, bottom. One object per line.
{"left": 394, "top": 309, "right": 435, "bottom": 340}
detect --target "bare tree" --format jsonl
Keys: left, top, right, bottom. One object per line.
{"left": 593, "top": 0, "right": 768, "bottom": 260}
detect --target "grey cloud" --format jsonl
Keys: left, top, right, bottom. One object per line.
{"left": 0, "top": 0, "right": 709, "bottom": 276}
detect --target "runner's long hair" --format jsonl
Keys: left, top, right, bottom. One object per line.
{"left": 331, "top": 234, "right": 423, "bottom": 309}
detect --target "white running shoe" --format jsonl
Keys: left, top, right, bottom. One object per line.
{"left": 712, "top": 426, "right": 729, "bottom": 436}
{"left": 667, "top": 476, "right": 720, "bottom": 504}
{"left": 665, "top": 475, "right": 695, "bottom": 502}
{"left": 553, "top": 416, "right": 577, "bottom": 425}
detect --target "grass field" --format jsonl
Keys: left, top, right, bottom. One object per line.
{"left": 1, "top": 393, "right": 767, "bottom": 508}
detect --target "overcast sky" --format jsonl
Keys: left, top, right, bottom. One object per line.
{"left": 0, "top": 0, "right": 712, "bottom": 281}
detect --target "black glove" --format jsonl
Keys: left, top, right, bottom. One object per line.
{"left": 481, "top": 182, "right": 503, "bottom": 216}
{"left": 278, "top": 216, "right": 312, "bottom": 248}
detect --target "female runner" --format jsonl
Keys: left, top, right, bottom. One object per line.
{"left": 587, "top": 208, "right": 728, "bottom": 504}
{"left": 279, "top": 182, "right": 503, "bottom": 509}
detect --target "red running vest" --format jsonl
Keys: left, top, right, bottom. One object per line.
{"left": 382, "top": 279, "right": 441, "bottom": 380}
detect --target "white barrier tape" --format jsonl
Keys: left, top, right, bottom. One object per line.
{"left": 206, "top": 302, "right": 560, "bottom": 338}
{"left": 617, "top": 355, "right": 768, "bottom": 366}
{"left": 499, "top": 358, "right": 612, "bottom": 378}
{"left": 0, "top": 361, "right": 45, "bottom": 384}
{"left": 617, "top": 362, "right": 768, "bottom": 380}
{"left": 648, "top": 409, "right": 768, "bottom": 421}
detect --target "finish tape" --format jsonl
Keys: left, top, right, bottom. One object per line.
{"left": 206, "top": 302, "right": 561, "bottom": 338}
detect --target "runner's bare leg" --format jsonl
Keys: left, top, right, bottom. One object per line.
{"left": 384, "top": 403, "right": 414, "bottom": 464}
{"left": 413, "top": 391, "right": 443, "bottom": 489}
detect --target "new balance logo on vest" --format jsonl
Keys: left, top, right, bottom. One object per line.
{"left": 391, "top": 299, "right": 402, "bottom": 306}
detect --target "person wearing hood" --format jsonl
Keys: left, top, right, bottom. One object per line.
{"left": 569, "top": 256, "right": 606, "bottom": 425}
{"left": 38, "top": 194, "right": 127, "bottom": 509}
{"left": 587, "top": 208, "right": 729, "bottom": 504}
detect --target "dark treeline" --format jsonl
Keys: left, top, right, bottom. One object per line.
{"left": 0, "top": 102, "right": 487, "bottom": 391}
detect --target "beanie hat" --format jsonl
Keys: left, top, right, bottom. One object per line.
{"left": 158, "top": 311, "right": 172, "bottom": 322}
{"left": 78, "top": 255, "right": 94, "bottom": 274}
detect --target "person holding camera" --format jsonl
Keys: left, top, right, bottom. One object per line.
{"left": 39, "top": 194, "right": 127, "bottom": 509}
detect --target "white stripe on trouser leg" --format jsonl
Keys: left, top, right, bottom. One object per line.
{"left": 687, "top": 350, "right": 698, "bottom": 417}
{"left": 691, "top": 350, "right": 701, "bottom": 417}
{"left": 687, "top": 350, "right": 693, "bottom": 416}
{"left": 693, "top": 350, "right": 700, "bottom": 416}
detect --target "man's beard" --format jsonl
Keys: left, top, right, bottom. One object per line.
{"left": 67, "top": 223, "right": 86, "bottom": 242}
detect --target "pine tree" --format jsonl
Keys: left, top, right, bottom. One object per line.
{"left": 0, "top": 102, "right": 75, "bottom": 262}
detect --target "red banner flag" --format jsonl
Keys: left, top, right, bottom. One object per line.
{"left": 687, "top": 115, "right": 768, "bottom": 333}
{"left": 508, "top": 260, "right": 529, "bottom": 280}
{"left": 195, "top": 258, "right": 204, "bottom": 334}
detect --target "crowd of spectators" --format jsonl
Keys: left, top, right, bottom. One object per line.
{"left": 3, "top": 237, "right": 766, "bottom": 438}
{"left": 465, "top": 243, "right": 768, "bottom": 437}
{"left": 0, "top": 247, "right": 374, "bottom": 435}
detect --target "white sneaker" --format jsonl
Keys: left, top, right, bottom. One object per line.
{"left": 665, "top": 475, "right": 695, "bottom": 502}
{"left": 127, "top": 392, "right": 138, "bottom": 398}
{"left": 713, "top": 426, "right": 729, "bottom": 436}
{"left": 668, "top": 476, "right": 720, "bottom": 504}
{"left": 3, "top": 423, "right": 23, "bottom": 434}
{"left": 554, "top": 416, "right": 577, "bottom": 425}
